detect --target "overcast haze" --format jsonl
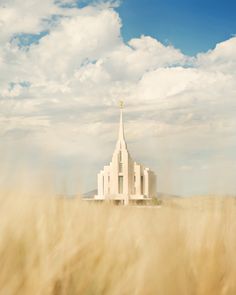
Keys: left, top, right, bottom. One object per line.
{"left": 0, "top": 0, "right": 236, "bottom": 196}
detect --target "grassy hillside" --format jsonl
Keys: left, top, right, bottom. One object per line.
{"left": 0, "top": 192, "right": 236, "bottom": 294}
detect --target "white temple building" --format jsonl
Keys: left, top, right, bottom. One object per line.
{"left": 94, "top": 102, "right": 157, "bottom": 205}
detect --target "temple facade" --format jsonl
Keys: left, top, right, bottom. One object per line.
{"left": 94, "top": 102, "right": 157, "bottom": 205}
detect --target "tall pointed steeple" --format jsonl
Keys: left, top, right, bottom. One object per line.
{"left": 117, "top": 100, "right": 127, "bottom": 148}
{"left": 119, "top": 100, "right": 125, "bottom": 141}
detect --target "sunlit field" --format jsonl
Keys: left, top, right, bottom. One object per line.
{"left": 0, "top": 191, "right": 236, "bottom": 295}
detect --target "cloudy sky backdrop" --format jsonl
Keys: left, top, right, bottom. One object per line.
{"left": 0, "top": 0, "right": 236, "bottom": 196}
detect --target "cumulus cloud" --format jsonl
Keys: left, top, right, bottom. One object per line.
{"left": 100, "top": 36, "right": 190, "bottom": 81}
{"left": 0, "top": 0, "right": 236, "bottom": 195}
{"left": 197, "top": 36, "right": 236, "bottom": 74}
{"left": 0, "top": 0, "right": 63, "bottom": 44}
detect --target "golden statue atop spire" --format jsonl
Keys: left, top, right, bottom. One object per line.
{"left": 119, "top": 100, "right": 124, "bottom": 109}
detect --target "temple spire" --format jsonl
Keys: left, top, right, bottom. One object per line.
{"left": 118, "top": 100, "right": 125, "bottom": 143}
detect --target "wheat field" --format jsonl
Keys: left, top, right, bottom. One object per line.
{"left": 0, "top": 191, "right": 236, "bottom": 295}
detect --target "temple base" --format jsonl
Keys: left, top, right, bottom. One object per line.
{"left": 94, "top": 194, "right": 153, "bottom": 205}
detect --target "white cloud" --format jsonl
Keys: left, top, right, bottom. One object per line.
{"left": 100, "top": 35, "right": 190, "bottom": 81}
{"left": 197, "top": 36, "right": 236, "bottom": 74}
{"left": 28, "top": 7, "right": 122, "bottom": 80}
{"left": 0, "top": 0, "right": 61, "bottom": 44}
{"left": 0, "top": 1, "right": 236, "bottom": 195}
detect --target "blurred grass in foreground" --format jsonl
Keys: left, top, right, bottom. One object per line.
{"left": 0, "top": 192, "right": 236, "bottom": 295}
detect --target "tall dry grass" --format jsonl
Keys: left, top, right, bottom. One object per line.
{"left": 0, "top": 191, "right": 236, "bottom": 295}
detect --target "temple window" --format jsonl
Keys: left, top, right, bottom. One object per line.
{"left": 118, "top": 176, "right": 123, "bottom": 194}
{"left": 141, "top": 175, "right": 144, "bottom": 194}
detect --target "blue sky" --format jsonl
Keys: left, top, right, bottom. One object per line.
{"left": 15, "top": 0, "right": 236, "bottom": 55}
{"left": 1, "top": 0, "right": 236, "bottom": 196}
{"left": 117, "top": 0, "right": 236, "bottom": 55}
